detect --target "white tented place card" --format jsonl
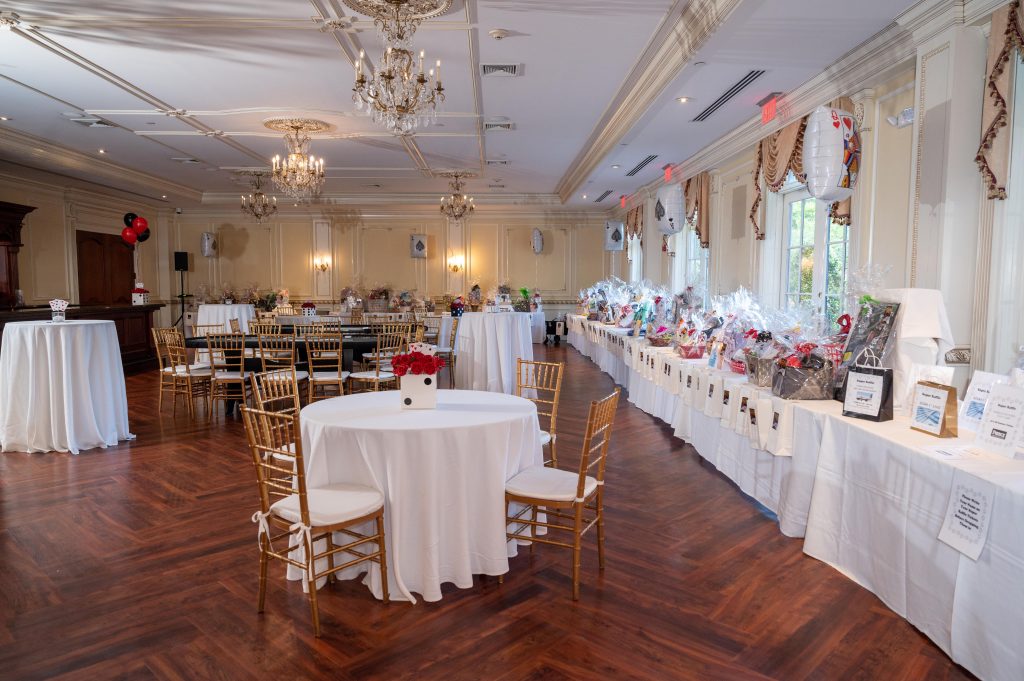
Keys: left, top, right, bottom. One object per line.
{"left": 975, "top": 384, "right": 1024, "bottom": 459}
{"left": 959, "top": 370, "right": 1010, "bottom": 433}
{"left": 911, "top": 381, "right": 958, "bottom": 438}
{"left": 938, "top": 470, "right": 995, "bottom": 561}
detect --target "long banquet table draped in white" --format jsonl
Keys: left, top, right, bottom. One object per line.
{"left": 567, "top": 313, "right": 1024, "bottom": 681}
{"left": 455, "top": 312, "right": 534, "bottom": 394}
{"left": 298, "top": 389, "right": 543, "bottom": 603}
{"left": 0, "top": 320, "right": 133, "bottom": 454}
{"left": 197, "top": 303, "right": 256, "bottom": 333}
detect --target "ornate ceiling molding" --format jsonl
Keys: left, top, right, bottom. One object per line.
{"left": 554, "top": 0, "right": 744, "bottom": 204}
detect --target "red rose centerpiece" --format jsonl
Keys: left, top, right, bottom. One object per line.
{"left": 391, "top": 342, "right": 447, "bottom": 409}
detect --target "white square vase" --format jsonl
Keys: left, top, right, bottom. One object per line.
{"left": 400, "top": 374, "right": 438, "bottom": 409}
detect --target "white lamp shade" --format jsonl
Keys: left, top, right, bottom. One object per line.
{"left": 654, "top": 182, "right": 685, "bottom": 235}
{"left": 803, "top": 105, "right": 861, "bottom": 202}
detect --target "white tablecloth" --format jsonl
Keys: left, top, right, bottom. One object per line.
{"left": 0, "top": 320, "right": 133, "bottom": 454}
{"left": 530, "top": 310, "right": 546, "bottom": 344}
{"left": 299, "top": 389, "right": 543, "bottom": 602}
{"left": 455, "top": 313, "right": 534, "bottom": 394}
{"left": 197, "top": 303, "right": 256, "bottom": 333}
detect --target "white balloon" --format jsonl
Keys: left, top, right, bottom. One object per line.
{"left": 803, "top": 105, "right": 861, "bottom": 202}
{"left": 655, "top": 182, "right": 685, "bottom": 235}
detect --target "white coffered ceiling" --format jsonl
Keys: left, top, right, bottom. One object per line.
{"left": 0, "top": 0, "right": 918, "bottom": 208}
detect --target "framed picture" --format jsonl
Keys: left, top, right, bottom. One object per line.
{"left": 605, "top": 221, "right": 625, "bottom": 251}
{"left": 410, "top": 234, "right": 427, "bottom": 259}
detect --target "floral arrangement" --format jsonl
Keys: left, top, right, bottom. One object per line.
{"left": 468, "top": 283, "right": 483, "bottom": 306}
{"left": 219, "top": 283, "right": 237, "bottom": 303}
{"left": 512, "top": 286, "right": 531, "bottom": 312}
{"left": 390, "top": 350, "right": 446, "bottom": 377}
{"left": 276, "top": 288, "right": 290, "bottom": 305}
{"left": 301, "top": 301, "right": 317, "bottom": 310}
{"left": 497, "top": 281, "right": 512, "bottom": 296}
{"left": 255, "top": 290, "right": 278, "bottom": 312}
{"left": 131, "top": 284, "right": 149, "bottom": 295}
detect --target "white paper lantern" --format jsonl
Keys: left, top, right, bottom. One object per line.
{"left": 803, "top": 106, "right": 861, "bottom": 202}
{"left": 654, "top": 182, "right": 685, "bottom": 235}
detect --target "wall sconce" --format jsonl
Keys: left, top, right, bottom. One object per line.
{"left": 447, "top": 254, "right": 465, "bottom": 273}
{"left": 313, "top": 255, "right": 331, "bottom": 273}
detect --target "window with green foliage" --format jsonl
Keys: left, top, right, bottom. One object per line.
{"left": 782, "top": 188, "right": 850, "bottom": 329}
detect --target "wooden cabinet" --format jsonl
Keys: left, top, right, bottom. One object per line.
{"left": 0, "top": 201, "right": 36, "bottom": 308}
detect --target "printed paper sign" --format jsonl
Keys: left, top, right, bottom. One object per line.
{"left": 960, "top": 371, "right": 1009, "bottom": 432}
{"left": 912, "top": 383, "right": 950, "bottom": 435}
{"left": 938, "top": 471, "right": 995, "bottom": 561}
{"left": 843, "top": 372, "right": 885, "bottom": 416}
{"left": 975, "top": 384, "right": 1024, "bottom": 458}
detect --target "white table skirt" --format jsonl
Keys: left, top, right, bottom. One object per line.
{"left": 0, "top": 320, "right": 133, "bottom": 454}
{"left": 455, "top": 313, "right": 534, "bottom": 394}
{"left": 298, "top": 389, "right": 543, "bottom": 603}
{"left": 570, "top": 313, "right": 1024, "bottom": 678}
{"left": 530, "top": 310, "right": 545, "bottom": 344}
{"left": 197, "top": 303, "right": 256, "bottom": 333}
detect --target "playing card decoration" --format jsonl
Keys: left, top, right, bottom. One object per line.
{"left": 605, "top": 221, "right": 625, "bottom": 251}
{"left": 409, "top": 234, "right": 427, "bottom": 259}
{"left": 803, "top": 106, "right": 861, "bottom": 202}
{"left": 654, "top": 182, "right": 684, "bottom": 235}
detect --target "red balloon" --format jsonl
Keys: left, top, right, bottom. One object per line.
{"left": 131, "top": 216, "right": 148, "bottom": 234}
{"left": 121, "top": 227, "right": 138, "bottom": 244}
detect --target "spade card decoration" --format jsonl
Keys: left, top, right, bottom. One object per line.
{"left": 410, "top": 234, "right": 427, "bottom": 259}
{"left": 605, "top": 220, "right": 625, "bottom": 251}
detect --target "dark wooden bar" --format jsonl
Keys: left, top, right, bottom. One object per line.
{"left": 0, "top": 303, "right": 165, "bottom": 373}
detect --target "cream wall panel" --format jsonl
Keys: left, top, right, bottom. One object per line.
{"left": 506, "top": 225, "right": 569, "bottom": 293}
{"left": 277, "top": 221, "right": 314, "bottom": 297}
{"left": 467, "top": 221, "right": 500, "bottom": 293}
{"left": 574, "top": 224, "right": 606, "bottom": 292}
{"left": 215, "top": 221, "right": 274, "bottom": 293}
{"left": 0, "top": 183, "right": 69, "bottom": 303}
{"left": 871, "top": 84, "right": 915, "bottom": 288}
{"left": 359, "top": 223, "right": 437, "bottom": 293}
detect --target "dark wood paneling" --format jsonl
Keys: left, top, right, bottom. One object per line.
{"left": 0, "top": 200, "right": 36, "bottom": 308}
{"left": 75, "top": 230, "right": 135, "bottom": 306}
{"left": 0, "top": 344, "right": 978, "bottom": 680}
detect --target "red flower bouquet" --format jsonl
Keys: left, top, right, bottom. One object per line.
{"left": 391, "top": 351, "right": 446, "bottom": 377}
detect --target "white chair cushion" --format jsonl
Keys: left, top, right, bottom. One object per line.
{"left": 430, "top": 345, "right": 453, "bottom": 354}
{"left": 312, "top": 370, "right": 351, "bottom": 382}
{"left": 294, "top": 370, "right": 309, "bottom": 382}
{"left": 214, "top": 370, "right": 249, "bottom": 379}
{"left": 349, "top": 370, "right": 396, "bottom": 381}
{"left": 270, "top": 483, "right": 384, "bottom": 527}
{"left": 539, "top": 430, "right": 553, "bottom": 446}
{"left": 164, "top": 364, "right": 211, "bottom": 376}
{"left": 505, "top": 465, "right": 598, "bottom": 502}
{"left": 362, "top": 351, "right": 396, "bottom": 360}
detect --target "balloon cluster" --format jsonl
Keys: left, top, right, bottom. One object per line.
{"left": 120, "top": 212, "right": 151, "bottom": 245}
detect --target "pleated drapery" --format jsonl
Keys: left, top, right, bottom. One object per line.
{"left": 683, "top": 172, "right": 711, "bottom": 248}
{"left": 976, "top": 0, "right": 1024, "bottom": 200}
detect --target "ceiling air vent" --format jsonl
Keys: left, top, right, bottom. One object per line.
{"left": 488, "top": 183, "right": 506, "bottom": 190}
{"left": 481, "top": 63, "right": 522, "bottom": 77}
{"left": 484, "top": 120, "right": 515, "bottom": 132}
{"left": 625, "top": 154, "right": 658, "bottom": 177}
{"left": 171, "top": 157, "right": 201, "bottom": 164}
{"left": 594, "top": 190, "right": 613, "bottom": 203}
{"left": 67, "top": 116, "right": 115, "bottom": 128}
{"left": 486, "top": 159, "right": 509, "bottom": 166}
{"left": 692, "top": 70, "right": 765, "bottom": 122}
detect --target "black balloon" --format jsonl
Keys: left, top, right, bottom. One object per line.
{"left": 123, "top": 212, "right": 138, "bottom": 228}
{"left": 136, "top": 228, "right": 151, "bottom": 243}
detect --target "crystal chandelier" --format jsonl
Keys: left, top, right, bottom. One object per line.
{"left": 440, "top": 173, "right": 474, "bottom": 220}
{"left": 347, "top": 0, "right": 451, "bottom": 134}
{"left": 239, "top": 172, "right": 278, "bottom": 223}
{"left": 265, "top": 118, "right": 327, "bottom": 202}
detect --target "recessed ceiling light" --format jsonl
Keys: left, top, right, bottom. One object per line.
{"left": 611, "top": 164, "right": 620, "bottom": 169}
{"left": 0, "top": 116, "right": 9, "bottom": 121}
{"left": 582, "top": 194, "right": 587, "bottom": 199}
{"left": 98, "top": 148, "right": 106, "bottom": 154}
{"left": 161, "top": 195, "right": 167, "bottom": 199}
{"left": 677, "top": 96, "right": 692, "bottom": 103}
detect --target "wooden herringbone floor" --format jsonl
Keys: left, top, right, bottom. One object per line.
{"left": 0, "top": 343, "right": 975, "bottom": 680}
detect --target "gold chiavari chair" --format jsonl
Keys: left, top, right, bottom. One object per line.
{"left": 516, "top": 358, "right": 565, "bottom": 468}
{"left": 256, "top": 310, "right": 277, "bottom": 322}
{"left": 249, "top": 367, "right": 301, "bottom": 416}
{"left": 307, "top": 334, "right": 349, "bottom": 402}
{"left": 193, "top": 323, "right": 226, "bottom": 337}
{"left": 359, "top": 323, "right": 410, "bottom": 369}
{"left": 319, "top": 319, "right": 343, "bottom": 333}
{"left": 412, "top": 324, "right": 426, "bottom": 343}
{"left": 241, "top": 407, "right": 389, "bottom": 637}
{"left": 349, "top": 307, "right": 363, "bottom": 325}
{"left": 502, "top": 388, "right": 621, "bottom": 600}
{"left": 293, "top": 322, "right": 325, "bottom": 337}
{"left": 166, "top": 333, "right": 212, "bottom": 419}
{"left": 433, "top": 316, "right": 459, "bottom": 388}
{"left": 152, "top": 327, "right": 178, "bottom": 412}
{"left": 207, "top": 332, "right": 251, "bottom": 416}
{"left": 229, "top": 318, "right": 242, "bottom": 333}
{"left": 257, "top": 333, "right": 309, "bottom": 384}
{"left": 349, "top": 331, "right": 401, "bottom": 393}
{"left": 249, "top": 321, "right": 282, "bottom": 336}
{"left": 422, "top": 315, "right": 442, "bottom": 343}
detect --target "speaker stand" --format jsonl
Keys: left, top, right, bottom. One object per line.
{"left": 173, "top": 269, "right": 187, "bottom": 331}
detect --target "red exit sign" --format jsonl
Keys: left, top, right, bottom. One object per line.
{"left": 758, "top": 92, "right": 782, "bottom": 125}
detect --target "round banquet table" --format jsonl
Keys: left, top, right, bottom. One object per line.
{"left": 0, "top": 320, "right": 134, "bottom": 454}
{"left": 297, "top": 389, "right": 543, "bottom": 602}
{"left": 530, "top": 309, "right": 546, "bottom": 344}
{"left": 196, "top": 303, "right": 256, "bottom": 333}
{"left": 454, "top": 312, "right": 534, "bottom": 394}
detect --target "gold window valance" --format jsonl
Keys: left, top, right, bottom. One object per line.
{"left": 683, "top": 172, "right": 711, "bottom": 248}
{"left": 976, "top": 0, "right": 1024, "bottom": 200}
{"left": 625, "top": 205, "right": 644, "bottom": 241}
